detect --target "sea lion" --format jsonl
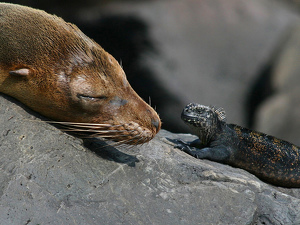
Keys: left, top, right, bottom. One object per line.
{"left": 178, "top": 103, "right": 300, "bottom": 188}
{"left": 0, "top": 3, "right": 161, "bottom": 145}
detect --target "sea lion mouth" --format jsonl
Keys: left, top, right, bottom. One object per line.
{"left": 49, "top": 121, "right": 154, "bottom": 145}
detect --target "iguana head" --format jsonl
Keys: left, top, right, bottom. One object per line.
{"left": 181, "top": 103, "right": 226, "bottom": 145}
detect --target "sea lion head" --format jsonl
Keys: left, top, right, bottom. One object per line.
{"left": 0, "top": 3, "right": 161, "bottom": 144}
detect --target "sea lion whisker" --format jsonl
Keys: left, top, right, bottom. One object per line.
{"left": 48, "top": 121, "right": 117, "bottom": 127}
{"left": 30, "top": 118, "right": 152, "bottom": 144}
{"left": 88, "top": 132, "right": 144, "bottom": 147}
{"left": 24, "top": 120, "right": 112, "bottom": 129}
{"left": 100, "top": 139, "right": 135, "bottom": 149}
{"left": 88, "top": 138, "right": 133, "bottom": 150}
{"left": 111, "top": 141, "right": 132, "bottom": 147}
{"left": 105, "top": 140, "right": 127, "bottom": 147}
{"left": 125, "top": 134, "right": 146, "bottom": 146}
{"left": 110, "top": 137, "right": 139, "bottom": 146}
{"left": 94, "top": 134, "right": 133, "bottom": 139}
{"left": 128, "top": 136, "right": 143, "bottom": 146}
{"left": 136, "top": 137, "right": 149, "bottom": 147}
{"left": 61, "top": 128, "right": 125, "bottom": 133}
{"left": 94, "top": 130, "right": 127, "bottom": 133}
{"left": 136, "top": 137, "right": 148, "bottom": 146}
{"left": 60, "top": 129, "right": 120, "bottom": 134}
{"left": 51, "top": 121, "right": 149, "bottom": 145}
{"left": 62, "top": 124, "right": 114, "bottom": 129}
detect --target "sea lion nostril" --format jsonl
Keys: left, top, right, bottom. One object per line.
{"left": 151, "top": 118, "right": 160, "bottom": 131}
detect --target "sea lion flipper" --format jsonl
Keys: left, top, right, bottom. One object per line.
{"left": 9, "top": 68, "right": 30, "bottom": 76}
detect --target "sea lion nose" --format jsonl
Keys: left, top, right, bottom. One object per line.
{"left": 151, "top": 118, "right": 161, "bottom": 133}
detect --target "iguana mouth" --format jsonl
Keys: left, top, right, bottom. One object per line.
{"left": 181, "top": 111, "right": 199, "bottom": 123}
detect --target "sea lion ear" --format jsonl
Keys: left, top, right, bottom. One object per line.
{"left": 9, "top": 68, "right": 30, "bottom": 76}
{"left": 215, "top": 107, "right": 226, "bottom": 122}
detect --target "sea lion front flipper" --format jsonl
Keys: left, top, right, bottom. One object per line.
{"left": 9, "top": 68, "right": 30, "bottom": 76}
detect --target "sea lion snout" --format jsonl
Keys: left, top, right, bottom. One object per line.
{"left": 109, "top": 95, "right": 161, "bottom": 132}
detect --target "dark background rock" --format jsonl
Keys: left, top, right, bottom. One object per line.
{"left": 1, "top": 94, "right": 300, "bottom": 224}
{"left": 253, "top": 24, "right": 300, "bottom": 145}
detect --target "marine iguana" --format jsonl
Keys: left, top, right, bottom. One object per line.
{"left": 177, "top": 103, "right": 300, "bottom": 188}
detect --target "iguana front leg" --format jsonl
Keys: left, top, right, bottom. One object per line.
{"left": 177, "top": 140, "right": 231, "bottom": 163}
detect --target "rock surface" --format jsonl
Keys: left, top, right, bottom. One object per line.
{"left": 1, "top": 95, "right": 300, "bottom": 225}
{"left": 254, "top": 24, "right": 300, "bottom": 146}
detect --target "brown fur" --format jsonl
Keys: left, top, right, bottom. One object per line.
{"left": 0, "top": 3, "right": 161, "bottom": 144}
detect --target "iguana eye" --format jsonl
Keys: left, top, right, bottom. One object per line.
{"left": 197, "top": 109, "right": 207, "bottom": 114}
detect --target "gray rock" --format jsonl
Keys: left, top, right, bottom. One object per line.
{"left": 254, "top": 24, "right": 300, "bottom": 145}
{"left": 1, "top": 95, "right": 300, "bottom": 225}
{"left": 273, "top": 24, "right": 300, "bottom": 92}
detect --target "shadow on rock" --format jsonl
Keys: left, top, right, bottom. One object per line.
{"left": 82, "top": 138, "right": 139, "bottom": 167}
